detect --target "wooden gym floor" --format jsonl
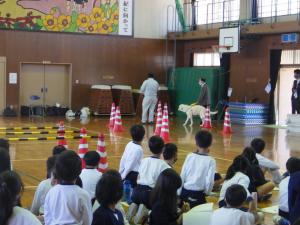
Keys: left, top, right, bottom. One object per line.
{"left": 4, "top": 116, "right": 300, "bottom": 224}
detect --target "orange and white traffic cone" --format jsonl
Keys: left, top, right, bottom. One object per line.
{"left": 160, "top": 104, "right": 170, "bottom": 143}
{"left": 108, "top": 102, "right": 116, "bottom": 129}
{"left": 222, "top": 108, "right": 232, "bottom": 135}
{"left": 113, "top": 106, "right": 124, "bottom": 132}
{"left": 57, "top": 121, "right": 68, "bottom": 149}
{"left": 78, "top": 127, "right": 89, "bottom": 169}
{"left": 201, "top": 107, "right": 212, "bottom": 129}
{"left": 97, "top": 133, "right": 108, "bottom": 173}
{"left": 154, "top": 102, "right": 162, "bottom": 135}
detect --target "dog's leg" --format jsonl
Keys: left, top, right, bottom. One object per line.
{"left": 190, "top": 115, "right": 193, "bottom": 126}
{"left": 183, "top": 115, "right": 188, "bottom": 126}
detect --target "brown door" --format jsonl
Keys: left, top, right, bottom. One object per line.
{"left": 44, "top": 64, "right": 70, "bottom": 107}
{"left": 0, "top": 57, "right": 6, "bottom": 115}
{"left": 19, "top": 64, "right": 44, "bottom": 106}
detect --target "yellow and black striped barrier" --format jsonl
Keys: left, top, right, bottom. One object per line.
{"left": 0, "top": 126, "right": 59, "bottom": 131}
{"left": 7, "top": 135, "right": 99, "bottom": 142}
{"left": 0, "top": 130, "right": 80, "bottom": 135}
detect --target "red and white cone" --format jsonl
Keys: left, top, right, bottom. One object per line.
{"left": 57, "top": 121, "right": 68, "bottom": 149}
{"left": 154, "top": 102, "right": 162, "bottom": 135}
{"left": 201, "top": 107, "right": 212, "bottom": 129}
{"left": 108, "top": 102, "right": 116, "bottom": 128}
{"left": 222, "top": 108, "right": 232, "bottom": 135}
{"left": 78, "top": 127, "right": 89, "bottom": 169}
{"left": 113, "top": 106, "right": 124, "bottom": 132}
{"left": 160, "top": 104, "right": 170, "bottom": 143}
{"left": 97, "top": 133, "right": 108, "bottom": 173}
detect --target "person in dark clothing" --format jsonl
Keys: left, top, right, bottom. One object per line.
{"left": 241, "top": 147, "right": 275, "bottom": 201}
{"left": 291, "top": 69, "right": 300, "bottom": 114}
{"left": 289, "top": 171, "right": 300, "bottom": 224}
{"left": 92, "top": 170, "right": 124, "bottom": 225}
{"left": 149, "top": 169, "right": 189, "bottom": 225}
{"left": 197, "top": 78, "right": 210, "bottom": 107}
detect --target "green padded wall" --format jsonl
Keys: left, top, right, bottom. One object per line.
{"left": 168, "top": 67, "right": 225, "bottom": 117}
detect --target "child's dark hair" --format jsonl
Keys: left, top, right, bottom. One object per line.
{"left": 130, "top": 125, "right": 145, "bottom": 142}
{"left": 0, "top": 139, "right": 9, "bottom": 151}
{"left": 195, "top": 130, "right": 212, "bottom": 148}
{"left": 163, "top": 143, "right": 178, "bottom": 161}
{"left": 225, "top": 184, "right": 247, "bottom": 207}
{"left": 52, "top": 145, "right": 67, "bottom": 155}
{"left": 84, "top": 151, "right": 100, "bottom": 167}
{"left": 95, "top": 170, "right": 123, "bottom": 207}
{"left": 55, "top": 150, "right": 82, "bottom": 182}
{"left": 0, "top": 148, "right": 11, "bottom": 174}
{"left": 286, "top": 157, "right": 300, "bottom": 174}
{"left": 151, "top": 169, "right": 182, "bottom": 214}
{"left": 225, "top": 155, "right": 252, "bottom": 180}
{"left": 242, "top": 147, "right": 259, "bottom": 165}
{"left": 46, "top": 155, "right": 57, "bottom": 179}
{"left": 148, "top": 136, "right": 165, "bottom": 154}
{"left": 0, "top": 171, "right": 24, "bottom": 225}
{"left": 250, "top": 138, "right": 265, "bottom": 154}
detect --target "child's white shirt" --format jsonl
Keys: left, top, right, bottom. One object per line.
{"left": 256, "top": 153, "right": 280, "bottom": 170}
{"left": 8, "top": 206, "right": 42, "bottom": 225}
{"left": 180, "top": 153, "right": 216, "bottom": 194}
{"left": 210, "top": 208, "right": 255, "bottom": 225}
{"left": 279, "top": 176, "right": 290, "bottom": 212}
{"left": 44, "top": 184, "right": 92, "bottom": 225}
{"left": 31, "top": 178, "right": 52, "bottom": 215}
{"left": 137, "top": 157, "right": 170, "bottom": 188}
{"left": 119, "top": 141, "right": 143, "bottom": 179}
{"left": 80, "top": 168, "right": 102, "bottom": 199}
{"left": 219, "top": 172, "right": 251, "bottom": 202}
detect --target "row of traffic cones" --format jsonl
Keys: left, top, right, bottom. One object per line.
{"left": 154, "top": 102, "right": 170, "bottom": 143}
{"left": 201, "top": 107, "right": 233, "bottom": 135}
{"left": 108, "top": 103, "right": 124, "bottom": 132}
{"left": 56, "top": 121, "right": 108, "bottom": 173}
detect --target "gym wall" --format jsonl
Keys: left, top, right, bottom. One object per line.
{"left": 0, "top": 0, "right": 176, "bottom": 110}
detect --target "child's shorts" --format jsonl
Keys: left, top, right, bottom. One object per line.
{"left": 131, "top": 185, "right": 152, "bottom": 209}
{"left": 180, "top": 187, "right": 206, "bottom": 208}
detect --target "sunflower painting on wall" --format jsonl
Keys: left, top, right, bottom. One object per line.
{"left": 0, "top": 0, "right": 133, "bottom": 36}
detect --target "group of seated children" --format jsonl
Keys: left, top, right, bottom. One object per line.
{"left": 1, "top": 126, "right": 300, "bottom": 225}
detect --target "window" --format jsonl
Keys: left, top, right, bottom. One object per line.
{"left": 196, "top": 0, "right": 240, "bottom": 25}
{"left": 281, "top": 50, "right": 300, "bottom": 65}
{"left": 258, "top": 0, "right": 300, "bottom": 18}
{"left": 193, "top": 53, "right": 220, "bottom": 66}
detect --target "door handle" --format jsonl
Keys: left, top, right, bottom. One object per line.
{"left": 41, "top": 88, "right": 43, "bottom": 93}
{"left": 45, "top": 88, "right": 48, "bottom": 92}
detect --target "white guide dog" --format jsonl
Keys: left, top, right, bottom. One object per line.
{"left": 178, "top": 104, "right": 218, "bottom": 126}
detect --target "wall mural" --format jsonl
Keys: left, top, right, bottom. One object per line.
{"left": 0, "top": 0, "right": 133, "bottom": 36}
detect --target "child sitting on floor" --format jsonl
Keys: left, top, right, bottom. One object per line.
{"left": 251, "top": 138, "right": 282, "bottom": 184}
{"left": 44, "top": 150, "right": 92, "bottom": 225}
{"left": 80, "top": 151, "right": 102, "bottom": 201}
{"left": 92, "top": 170, "right": 124, "bottom": 225}
{"left": 163, "top": 143, "right": 178, "bottom": 167}
{"left": 0, "top": 171, "right": 42, "bottom": 225}
{"left": 128, "top": 136, "right": 170, "bottom": 224}
{"left": 180, "top": 130, "right": 221, "bottom": 208}
{"left": 211, "top": 184, "right": 260, "bottom": 225}
{"left": 119, "top": 124, "right": 145, "bottom": 188}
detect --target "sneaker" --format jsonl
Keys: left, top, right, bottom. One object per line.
{"left": 257, "top": 212, "right": 265, "bottom": 224}
{"left": 133, "top": 204, "right": 149, "bottom": 224}
{"left": 126, "top": 203, "right": 138, "bottom": 222}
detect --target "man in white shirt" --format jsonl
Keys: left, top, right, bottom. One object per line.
{"left": 80, "top": 151, "right": 102, "bottom": 200}
{"left": 140, "top": 73, "right": 159, "bottom": 124}
{"left": 119, "top": 125, "right": 145, "bottom": 187}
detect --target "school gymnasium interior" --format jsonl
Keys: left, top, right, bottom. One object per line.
{"left": 0, "top": 0, "right": 300, "bottom": 225}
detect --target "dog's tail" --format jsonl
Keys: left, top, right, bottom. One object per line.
{"left": 210, "top": 111, "right": 218, "bottom": 115}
